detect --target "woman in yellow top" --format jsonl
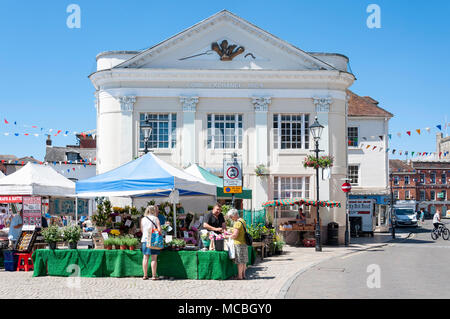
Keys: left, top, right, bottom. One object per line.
{"left": 226, "top": 208, "right": 248, "bottom": 280}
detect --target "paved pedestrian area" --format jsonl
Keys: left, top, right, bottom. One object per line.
{"left": 0, "top": 231, "right": 409, "bottom": 299}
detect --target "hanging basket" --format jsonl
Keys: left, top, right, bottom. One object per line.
{"left": 303, "top": 155, "right": 334, "bottom": 169}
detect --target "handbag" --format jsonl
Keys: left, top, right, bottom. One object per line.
{"left": 239, "top": 218, "right": 253, "bottom": 246}
{"left": 146, "top": 217, "right": 164, "bottom": 250}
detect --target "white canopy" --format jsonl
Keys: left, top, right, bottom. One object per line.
{"left": 0, "top": 171, "right": 4, "bottom": 179}
{"left": 0, "top": 162, "right": 75, "bottom": 197}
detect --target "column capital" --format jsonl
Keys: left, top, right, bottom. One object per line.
{"left": 313, "top": 96, "right": 333, "bottom": 113}
{"left": 118, "top": 96, "right": 136, "bottom": 112}
{"left": 180, "top": 96, "right": 199, "bottom": 112}
{"left": 252, "top": 96, "right": 272, "bottom": 112}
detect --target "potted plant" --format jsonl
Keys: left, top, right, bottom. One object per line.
{"left": 62, "top": 225, "right": 82, "bottom": 249}
{"left": 248, "top": 224, "right": 263, "bottom": 242}
{"left": 118, "top": 237, "right": 127, "bottom": 250}
{"left": 92, "top": 200, "right": 111, "bottom": 231}
{"left": 274, "top": 240, "right": 285, "bottom": 254}
{"left": 103, "top": 238, "right": 114, "bottom": 250}
{"left": 200, "top": 230, "right": 210, "bottom": 249}
{"left": 41, "top": 225, "right": 62, "bottom": 250}
{"left": 109, "top": 236, "right": 120, "bottom": 249}
{"left": 126, "top": 237, "right": 139, "bottom": 250}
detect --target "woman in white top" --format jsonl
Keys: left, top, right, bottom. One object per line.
{"left": 140, "top": 205, "right": 162, "bottom": 280}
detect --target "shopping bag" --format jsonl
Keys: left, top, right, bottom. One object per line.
{"left": 227, "top": 239, "right": 235, "bottom": 259}
{"left": 147, "top": 229, "right": 164, "bottom": 250}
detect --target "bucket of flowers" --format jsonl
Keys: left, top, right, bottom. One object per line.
{"left": 303, "top": 155, "right": 334, "bottom": 169}
{"left": 209, "top": 233, "right": 225, "bottom": 251}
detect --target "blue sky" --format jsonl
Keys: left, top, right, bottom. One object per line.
{"left": 0, "top": 0, "right": 449, "bottom": 161}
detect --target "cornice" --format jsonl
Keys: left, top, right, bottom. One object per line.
{"left": 90, "top": 69, "right": 355, "bottom": 90}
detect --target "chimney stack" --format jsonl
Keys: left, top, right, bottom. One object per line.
{"left": 46, "top": 135, "right": 52, "bottom": 146}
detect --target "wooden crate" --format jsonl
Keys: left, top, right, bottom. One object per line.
{"left": 93, "top": 234, "right": 104, "bottom": 249}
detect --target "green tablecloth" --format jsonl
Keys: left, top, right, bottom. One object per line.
{"left": 32, "top": 247, "right": 255, "bottom": 280}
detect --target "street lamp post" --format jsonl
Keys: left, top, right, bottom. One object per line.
{"left": 389, "top": 172, "right": 396, "bottom": 239}
{"left": 309, "top": 116, "right": 324, "bottom": 252}
{"left": 141, "top": 121, "right": 152, "bottom": 155}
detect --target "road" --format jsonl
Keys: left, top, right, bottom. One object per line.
{"left": 285, "top": 219, "right": 450, "bottom": 298}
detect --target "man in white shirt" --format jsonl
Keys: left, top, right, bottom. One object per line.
{"left": 433, "top": 210, "right": 442, "bottom": 231}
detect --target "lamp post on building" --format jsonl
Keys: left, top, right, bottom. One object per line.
{"left": 141, "top": 120, "right": 153, "bottom": 155}
{"left": 389, "top": 172, "right": 396, "bottom": 239}
{"left": 309, "top": 116, "right": 324, "bottom": 252}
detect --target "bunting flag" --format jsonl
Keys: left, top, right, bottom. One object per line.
{"left": 406, "top": 131, "right": 411, "bottom": 136}
{"left": 388, "top": 134, "right": 392, "bottom": 140}
{"left": 437, "top": 125, "right": 442, "bottom": 130}
{"left": 416, "top": 129, "right": 421, "bottom": 135}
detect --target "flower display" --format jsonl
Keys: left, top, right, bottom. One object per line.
{"left": 209, "top": 232, "right": 224, "bottom": 240}
{"left": 110, "top": 229, "right": 120, "bottom": 236}
{"left": 303, "top": 155, "right": 334, "bottom": 169}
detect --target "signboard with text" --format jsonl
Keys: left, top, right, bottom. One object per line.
{"left": 0, "top": 196, "right": 22, "bottom": 203}
{"left": 223, "top": 156, "right": 243, "bottom": 194}
{"left": 22, "top": 196, "right": 42, "bottom": 228}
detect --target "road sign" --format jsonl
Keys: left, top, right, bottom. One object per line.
{"left": 223, "top": 155, "right": 242, "bottom": 194}
{"left": 341, "top": 182, "right": 351, "bottom": 193}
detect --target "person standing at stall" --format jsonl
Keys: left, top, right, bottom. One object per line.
{"left": 8, "top": 209, "right": 23, "bottom": 249}
{"left": 226, "top": 208, "right": 248, "bottom": 280}
{"left": 203, "top": 203, "right": 226, "bottom": 234}
{"left": 140, "top": 205, "right": 162, "bottom": 281}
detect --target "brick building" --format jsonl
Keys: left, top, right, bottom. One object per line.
{"left": 389, "top": 159, "right": 450, "bottom": 215}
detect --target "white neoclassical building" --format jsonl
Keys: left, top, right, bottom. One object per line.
{"left": 90, "top": 10, "right": 355, "bottom": 243}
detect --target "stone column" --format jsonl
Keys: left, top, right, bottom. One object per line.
{"left": 96, "top": 92, "right": 136, "bottom": 174}
{"left": 252, "top": 96, "right": 271, "bottom": 209}
{"left": 118, "top": 95, "right": 136, "bottom": 166}
{"left": 180, "top": 96, "right": 199, "bottom": 167}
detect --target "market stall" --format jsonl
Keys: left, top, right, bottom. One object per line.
{"left": 0, "top": 163, "right": 87, "bottom": 251}
{"left": 32, "top": 247, "right": 255, "bottom": 279}
{"left": 262, "top": 198, "right": 341, "bottom": 246}
{"left": 75, "top": 152, "right": 216, "bottom": 236}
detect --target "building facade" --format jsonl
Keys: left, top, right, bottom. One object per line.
{"left": 44, "top": 133, "right": 97, "bottom": 182}
{"left": 389, "top": 159, "right": 450, "bottom": 215}
{"left": 347, "top": 91, "right": 393, "bottom": 231}
{"left": 90, "top": 10, "right": 355, "bottom": 243}
{"left": 436, "top": 132, "right": 450, "bottom": 157}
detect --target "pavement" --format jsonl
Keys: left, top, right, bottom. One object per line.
{"left": 0, "top": 229, "right": 410, "bottom": 299}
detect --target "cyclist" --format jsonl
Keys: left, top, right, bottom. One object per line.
{"left": 433, "top": 210, "right": 442, "bottom": 231}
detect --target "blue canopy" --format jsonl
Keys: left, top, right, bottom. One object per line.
{"left": 75, "top": 153, "right": 216, "bottom": 198}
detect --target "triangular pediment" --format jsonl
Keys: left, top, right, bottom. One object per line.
{"left": 115, "top": 10, "right": 336, "bottom": 71}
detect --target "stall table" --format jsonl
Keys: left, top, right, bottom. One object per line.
{"left": 32, "top": 247, "right": 255, "bottom": 280}
{"left": 251, "top": 242, "right": 265, "bottom": 260}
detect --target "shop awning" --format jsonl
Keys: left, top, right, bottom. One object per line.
{"left": 262, "top": 198, "right": 341, "bottom": 208}
{"left": 184, "top": 164, "right": 252, "bottom": 199}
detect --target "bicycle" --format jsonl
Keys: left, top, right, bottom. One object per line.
{"left": 431, "top": 223, "right": 450, "bottom": 240}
